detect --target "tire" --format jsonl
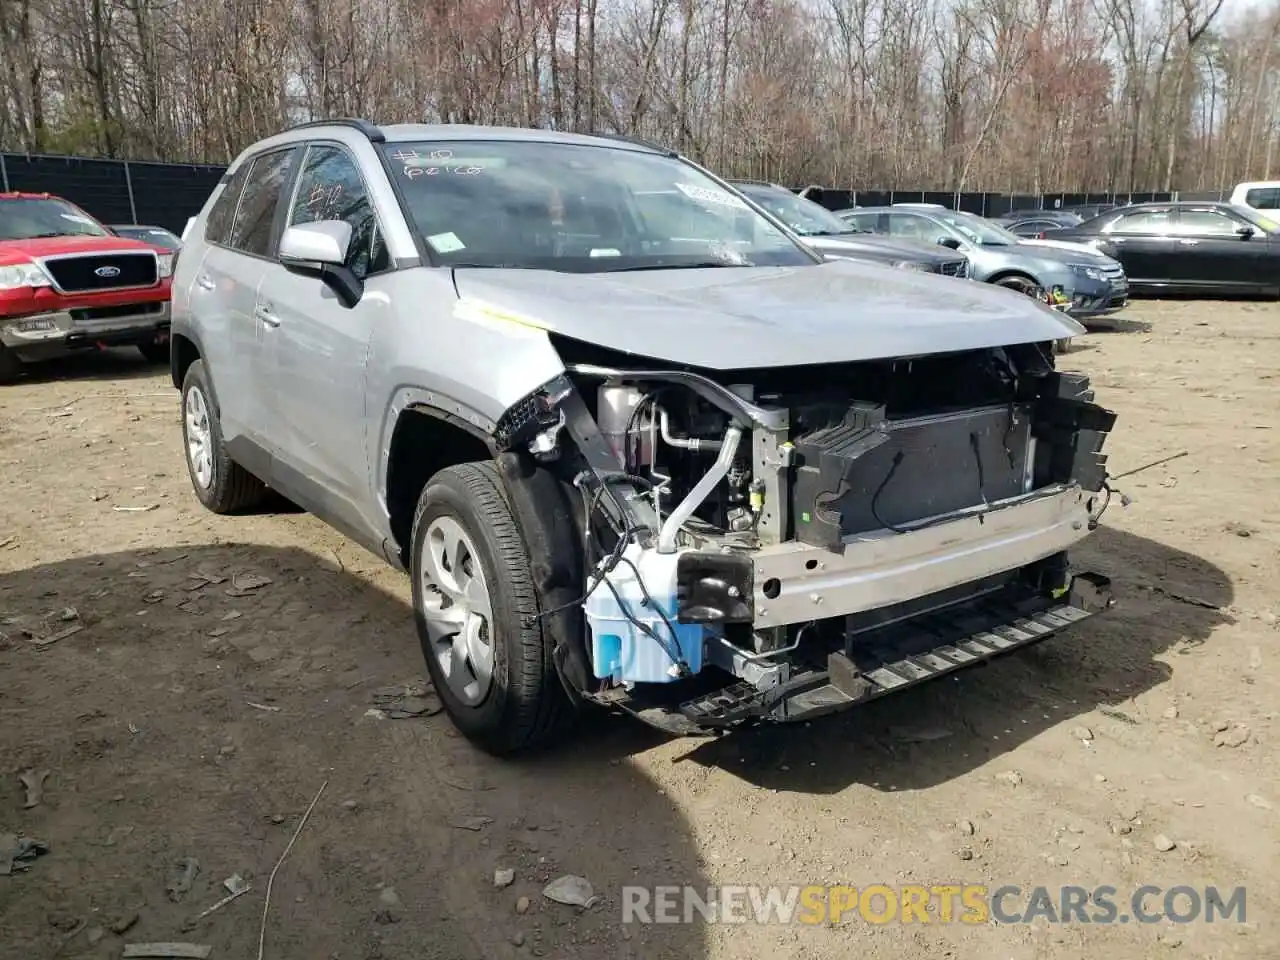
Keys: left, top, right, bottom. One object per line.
{"left": 137, "top": 340, "right": 170, "bottom": 364}
{"left": 993, "top": 274, "right": 1041, "bottom": 297}
{"left": 180, "top": 359, "right": 268, "bottom": 514}
{"left": 410, "top": 462, "right": 570, "bottom": 755}
{"left": 0, "top": 345, "right": 21, "bottom": 385}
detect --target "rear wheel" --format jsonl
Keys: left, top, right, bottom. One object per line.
{"left": 0, "top": 345, "right": 21, "bottom": 385}
{"left": 180, "top": 360, "right": 268, "bottom": 513}
{"left": 410, "top": 462, "right": 570, "bottom": 755}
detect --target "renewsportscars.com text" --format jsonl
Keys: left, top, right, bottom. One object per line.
{"left": 621, "top": 884, "right": 1247, "bottom": 926}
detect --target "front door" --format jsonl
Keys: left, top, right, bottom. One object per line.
{"left": 1094, "top": 207, "right": 1177, "bottom": 285}
{"left": 1169, "top": 207, "right": 1265, "bottom": 290}
{"left": 258, "top": 142, "right": 391, "bottom": 542}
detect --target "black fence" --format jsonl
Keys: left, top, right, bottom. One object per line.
{"left": 0, "top": 151, "right": 1241, "bottom": 234}
{"left": 798, "top": 187, "right": 1207, "bottom": 215}
{"left": 1, "top": 153, "right": 225, "bottom": 234}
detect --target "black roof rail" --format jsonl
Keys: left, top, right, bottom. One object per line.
{"left": 591, "top": 132, "right": 676, "bottom": 156}
{"left": 286, "top": 118, "right": 386, "bottom": 143}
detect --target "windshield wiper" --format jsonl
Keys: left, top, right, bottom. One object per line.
{"left": 16, "top": 232, "right": 76, "bottom": 240}
{"left": 604, "top": 260, "right": 744, "bottom": 272}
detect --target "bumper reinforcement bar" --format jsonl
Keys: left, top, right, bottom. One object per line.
{"left": 679, "top": 571, "right": 1113, "bottom": 730}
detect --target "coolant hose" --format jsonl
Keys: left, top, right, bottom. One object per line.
{"left": 657, "top": 425, "right": 743, "bottom": 554}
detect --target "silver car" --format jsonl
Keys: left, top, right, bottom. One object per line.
{"left": 840, "top": 205, "right": 1130, "bottom": 320}
{"left": 172, "top": 120, "right": 1117, "bottom": 755}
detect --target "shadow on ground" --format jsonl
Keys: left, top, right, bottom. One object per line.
{"left": 674, "top": 523, "right": 1233, "bottom": 794}
{"left": 6, "top": 347, "right": 167, "bottom": 386}
{"left": 0, "top": 544, "right": 706, "bottom": 960}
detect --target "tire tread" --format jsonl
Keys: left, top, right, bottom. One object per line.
{"left": 411, "top": 461, "right": 570, "bottom": 754}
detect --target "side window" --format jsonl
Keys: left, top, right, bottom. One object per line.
{"left": 1109, "top": 210, "right": 1173, "bottom": 234}
{"left": 1245, "top": 187, "right": 1280, "bottom": 208}
{"left": 204, "top": 163, "right": 250, "bottom": 246}
{"left": 887, "top": 213, "right": 934, "bottom": 242}
{"left": 1176, "top": 210, "right": 1243, "bottom": 236}
{"left": 289, "top": 145, "right": 388, "bottom": 278}
{"left": 842, "top": 213, "right": 875, "bottom": 232}
{"left": 229, "top": 149, "right": 295, "bottom": 258}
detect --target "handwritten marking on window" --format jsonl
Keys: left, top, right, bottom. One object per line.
{"left": 403, "top": 164, "right": 484, "bottom": 179}
{"left": 304, "top": 183, "right": 345, "bottom": 218}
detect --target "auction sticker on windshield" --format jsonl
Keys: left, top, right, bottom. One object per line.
{"left": 675, "top": 182, "right": 748, "bottom": 210}
{"left": 427, "top": 232, "right": 466, "bottom": 253}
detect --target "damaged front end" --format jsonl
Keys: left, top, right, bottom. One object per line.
{"left": 492, "top": 334, "right": 1117, "bottom": 735}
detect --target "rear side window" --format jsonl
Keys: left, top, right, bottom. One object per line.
{"left": 1109, "top": 210, "right": 1173, "bottom": 234}
{"left": 1244, "top": 187, "right": 1280, "bottom": 209}
{"left": 204, "top": 163, "right": 250, "bottom": 245}
{"left": 887, "top": 213, "right": 936, "bottom": 242}
{"left": 843, "top": 213, "right": 879, "bottom": 232}
{"left": 229, "top": 149, "right": 296, "bottom": 257}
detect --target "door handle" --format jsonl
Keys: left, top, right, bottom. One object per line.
{"left": 254, "top": 303, "right": 281, "bottom": 328}
{"left": 196, "top": 274, "right": 215, "bottom": 291}
{"left": 1178, "top": 238, "right": 1200, "bottom": 246}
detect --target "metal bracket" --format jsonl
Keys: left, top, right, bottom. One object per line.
{"left": 752, "top": 416, "right": 791, "bottom": 545}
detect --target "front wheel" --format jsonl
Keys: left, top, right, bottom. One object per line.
{"left": 993, "top": 274, "right": 1041, "bottom": 298}
{"left": 410, "top": 462, "right": 571, "bottom": 755}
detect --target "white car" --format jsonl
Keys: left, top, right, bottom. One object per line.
{"left": 1230, "top": 181, "right": 1280, "bottom": 218}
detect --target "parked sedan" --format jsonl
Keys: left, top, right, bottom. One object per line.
{"left": 838, "top": 206, "right": 1128, "bottom": 320}
{"left": 731, "top": 182, "right": 970, "bottom": 278}
{"left": 993, "top": 211, "right": 1084, "bottom": 237}
{"left": 111, "top": 224, "right": 183, "bottom": 250}
{"left": 1042, "top": 201, "right": 1280, "bottom": 296}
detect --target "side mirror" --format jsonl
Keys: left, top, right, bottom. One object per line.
{"left": 937, "top": 236, "right": 962, "bottom": 250}
{"left": 1236, "top": 225, "right": 1256, "bottom": 239}
{"left": 279, "top": 220, "right": 362, "bottom": 308}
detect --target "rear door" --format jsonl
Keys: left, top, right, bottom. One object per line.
{"left": 1092, "top": 207, "right": 1176, "bottom": 284}
{"left": 1169, "top": 207, "right": 1264, "bottom": 290}
{"left": 185, "top": 151, "right": 294, "bottom": 453}
{"left": 257, "top": 142, "right": 392, "bottom": 539}
{"left": 209, "top": 147, "right": 299, "bottom": 456}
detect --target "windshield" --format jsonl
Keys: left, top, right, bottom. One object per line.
{"left": 381, "top": 141, "right": 815, "bottom": 271}
{"left": 0, "top": 197, "right": 111, "bottom": 241}
{"left": 735, "top": 185, "right": 854, "bottom": 237}
{"left": 115, "top": 226, "right": 182, "bottom": 249}
{"left": 934, "top": 210, "right": 1020, "bottom": 246}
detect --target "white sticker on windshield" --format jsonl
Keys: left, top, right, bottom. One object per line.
{"left": 589, "top": 248, "right": 621, "bottom": 258}
{"left": 427, "top": 232, "right": 465, "bottom": 253}
{"left": 675, "top": 183, "right": 748, "bottom": 210}
{"left": 60, "top": 213, "right": 97, "bottom": 225}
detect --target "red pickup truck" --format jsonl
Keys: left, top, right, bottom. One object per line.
{"left": 0, "top": 191, "right": 174, "bottom": 383}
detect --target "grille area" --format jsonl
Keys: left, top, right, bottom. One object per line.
{"left": 939, "top": 259, "right": 968, "bottom": 278}
{"left": 41, "top": 252, "right": 158, "bottom": 293}
{"left": 71, "top": 302, "right": 166, "bottom": 322}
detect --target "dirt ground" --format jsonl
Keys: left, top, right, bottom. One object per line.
{"left": 1, "top": 298, "right": 1277, "bottom": 960}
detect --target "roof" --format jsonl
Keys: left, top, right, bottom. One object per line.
{"left": 273, "top": 118, "right": 669, "bottom": 154}
{"left": 0, "top": 191, "right": 58, "bottom": 200}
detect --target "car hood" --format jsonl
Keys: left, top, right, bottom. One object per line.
{"left": 1004, "top": 239, "right": 1112, "bottom": 264}
{"left": 0, "top": 233, "right": 157, "bottom": 266}
{"left": 1019, "top": 237, "right": 1112, "bottom": 259}
{"left": 803, "top": 234, "right": 957, "bottom": 264}
{"left": 451, "top": 260, "right": 1081, "bottom": 370}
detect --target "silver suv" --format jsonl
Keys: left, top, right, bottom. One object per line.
{"left": 172, "top": 120, "right": 1117, "bottom": 756}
